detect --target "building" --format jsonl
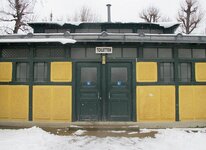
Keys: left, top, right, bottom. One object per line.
{"left": 0, "top": 21, "right": 206, "bottom": 124}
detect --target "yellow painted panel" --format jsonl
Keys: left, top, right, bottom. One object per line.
{"left": 10, "top": 86, "right": 29, "bottom": 120}
{"left": 33, "top": 86, "right": 52, "bottom": 120}
{"left": 137, "top": 86, "right": 175, "bottom": 122}
{"left": 52, "top": 86, "right": 72, "bottom": 121}
{"left": 51, "top": 62, "right": 72, "bottom": 82}
{"left": 195, "top": 63, "right": 206, "bottom": 82}
{"left": 179, "top": 86, "right": 195, "bottom": 120}
{"left": 179, "top": 86, "right": 206, "bottom": 121}
{"left": 0, "top": 86, "right": 10, "bottom": 119}
{"left": 137, "top": 86, "right": 160, "bottom": 121}
{"left": 194, "top": 86, "right": 206, "bottom": 120}
{"left": 0, "top": 85, "right": 29, "bottom": 120}
{"left": 33, "top": 86, "right": 72, "bottom": 122}
{"left": 0, "top": 62, "right": 12, "bottom": 82}
{"left": 136, "top": 62, "right": 157, "bottom": 82}
{"left": 160, "top": 86, "right": 175, "bottom": 120}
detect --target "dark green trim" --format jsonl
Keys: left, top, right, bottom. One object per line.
{"left": 102, "top": 55, "right": 106, "bottom": 120}
{"left": 72, "top": 62, "right": 76, "bottom": 121}
{"left": 47, "top": 62, "right": 51, "bottom": 82}
{"left": 12, "top": 62, "right": 16, "bottom": 82}
{"left": 174, "top": 47, "right": 179, "bottom": 121}
{"left": 29, "top": 85, "right": 33, "bottom": 121}
{"left": 175, "top": 86, "right": 179, "bottom": 121}
{"left": 29, "top": 45, "right": 34, "bottom": 121}
{"left": 132, "top": 61, "right": 136, "bottom": 121}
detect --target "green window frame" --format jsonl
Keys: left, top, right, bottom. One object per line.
{"left": 159, "top": 62, "right": 174, "bottom": 83}
{"left": 143, "top": 48, "right": 173, "bottom": 59}
{"left": 34, "top": 62, "right": 48, "bottom": 82}
{"left": 35, "top": 47, "right": 65, "bottom": 58}
{"left": 1, "top": 48, "right": 29, "bottom": 58}
{"left": 16, "top": 62, "right": 30, "bottom": 82}
{"left": 178, "top": 63, "right": 191, "bottom": 82}
{"left": 178, "top": 48, "right": 206, "bottom": 59}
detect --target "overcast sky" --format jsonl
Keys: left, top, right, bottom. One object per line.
{"left": 1, "top": 0, "right": 206, "bottom": 33}
{"left": 34, "top": 0, "right": 205, "bottom": 21}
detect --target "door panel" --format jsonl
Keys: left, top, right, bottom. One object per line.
{"left": 107, "top": 63, "right": 132, "bottom": 121}
{"left": 77, "top": 63, "right": 101, "bottom": 121}
{"left": 76, "top": 62, "right": 132, "bottom": 121}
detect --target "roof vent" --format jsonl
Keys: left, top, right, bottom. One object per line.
{"left": 64, "top": 31, "right": 71, "bottom": 37}
{"left": 176, "top": 33, "right": 183, "bottom": 38}
{"left": 139, "top": 32, "right": 145, "bottom": 37}
{"left": 27, "top": 33, "right": 33, "bottom": 38}
{"left": 101, "top": 31, "right": 109, "bottom": 37}
{"left": 106, "top": 4, "right": 112, "bottom": 22}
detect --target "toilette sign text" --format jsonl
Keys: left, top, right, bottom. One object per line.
{"left": 96, "top": 47, "right": 113, "bottom": 54}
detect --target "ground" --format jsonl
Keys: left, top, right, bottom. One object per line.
{"left": 0, "top": 127, "right": 205, "bottom": 150}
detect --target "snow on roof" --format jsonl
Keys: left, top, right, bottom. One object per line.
{"left": 157, "top": 22, "right": 181, "bottom": 28}
{"left": 28, "top": 21, "right": 83, "bottom": 26}
{"left": 28, "top": 21, "right": 180, "bottom": 28}
{"left": 0, "top": 38, "right": 76, "bottom": 44}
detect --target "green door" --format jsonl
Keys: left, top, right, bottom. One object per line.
{"left": 106, "top": 63, "right": 132, "bottom": 121}
{"left": 76, "top": 63, "right": 101, "bottom": 121}
{"left": 76, "top": 62, "right": 132, "bottom": 121}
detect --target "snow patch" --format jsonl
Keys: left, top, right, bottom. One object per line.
{"left": 0, "top": 127, "right": 206, "bottom": 150}
{"left": 29, "top": 21, "right": 83, "bottom": 26}
{"left": 128, "top": 132, "right": 138, "bottom": 135}
{"left": 69, "top": 125, "right": 83, "bottom": 128}
{"left": 73, "top": 130, "right": 87, "bottom": 136}
{"left": 157, "top": 22, "right": 180, "bottom": 28}
{"left": 109, "top": 130, "right": 126, "bottom": 133}
{"left": 140, "top": 129, "right": 155, "bottom": 133}
{"left": 0, "top": 38, "right": 76, "bottom": 44}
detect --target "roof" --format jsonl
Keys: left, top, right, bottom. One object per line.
{"left": 0, "top": 34, "right": 76, "bottom": 44}
{"left": 0, "top": 38, "right": 76, "bottom": 44}
{"left": 0, "top": 32, "right": 206, "bottom": 44}
{"left": 28, "top": 21, "right": 180, "bottom": 29}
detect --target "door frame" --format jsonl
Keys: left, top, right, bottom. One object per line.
{"left": 72, "top": 59, "right": 136, "bottom": 122}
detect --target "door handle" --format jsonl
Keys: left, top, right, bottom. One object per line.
{"left": 98, "top": 92, "right": 102, "bottom": 100}
{"left": 98, "top": 92, "right": 100, "bottom": 99}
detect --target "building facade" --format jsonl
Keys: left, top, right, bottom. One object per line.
{"left": 0, "top": 22, "right": 206, "bottom": 123}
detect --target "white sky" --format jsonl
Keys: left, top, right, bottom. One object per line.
{"left": 1, "top": 0, "right": 206, "bottom": 33}
{"left": 34, "top": 0, "right": 205, "bottom": 21}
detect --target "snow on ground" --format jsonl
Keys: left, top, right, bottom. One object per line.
{"left": 109, "top": 130, "right": 126, "bottom": 133}
{"left": 0, "top": 127, "right": 206, "bottom": 150}
{"left": 73, "top": 129, "right": 87, "bottom": 136}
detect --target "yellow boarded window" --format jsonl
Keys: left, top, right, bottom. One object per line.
{"left": 136, "top": 86, "right": 175, "bottom": 122}
{"left": 0, "top": 62, "right": 12, "bottom": 82}
{"left": 136, "top": 62, "right": 157, "bottom": 82}
{"left": 33, "top": 86, "right": 72, "bottom": 122}
{"left": 195, "top": 63, "right": 206, "bottom": 82}
{"left": 0, "top": 85, "right": 29, "bottom": 120}
{"left": 179, "top": 86, "right": 206, "bottom": 120}
{"left": 51, "top": 62, "right": 72, "bottom": 82}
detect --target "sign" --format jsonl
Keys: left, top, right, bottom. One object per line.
{"left": 96, "top": 47, "right": 112, "bottom": 54}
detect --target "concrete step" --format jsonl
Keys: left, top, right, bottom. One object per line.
{"left": 68, "top": 124, "right": 140, "bottom": 131}
{"left": 0, "top": 121, "right": 206, "bottom": 129}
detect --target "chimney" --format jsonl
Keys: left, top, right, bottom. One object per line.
{"left": 106, "top": 4, "right": 111, "bottom": 22}
{"left": 50, "top": 12, "right": 53, "bottom": 21}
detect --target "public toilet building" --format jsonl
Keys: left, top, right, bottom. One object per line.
{"left": 0, "top": 21, "right": 206, "bottom": 124}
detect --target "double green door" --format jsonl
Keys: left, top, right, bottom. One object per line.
{"left": 76, "top": 62, "right": 132, "bottom": 121}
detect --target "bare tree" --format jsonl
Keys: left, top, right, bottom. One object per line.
{"left": 0, "top": 0, "right": 36, "bottom": 34}
{"left": 73, "top": 6, "right": 100, "bottom": 22}
{"left": 160, "top": 16, "right": 172, "bottom": 22}
{"left": 139, "top": 6, "right": 161, "bottom": 22}
{"left": 177, "top": 0, "right": 203, "bottom": 34}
